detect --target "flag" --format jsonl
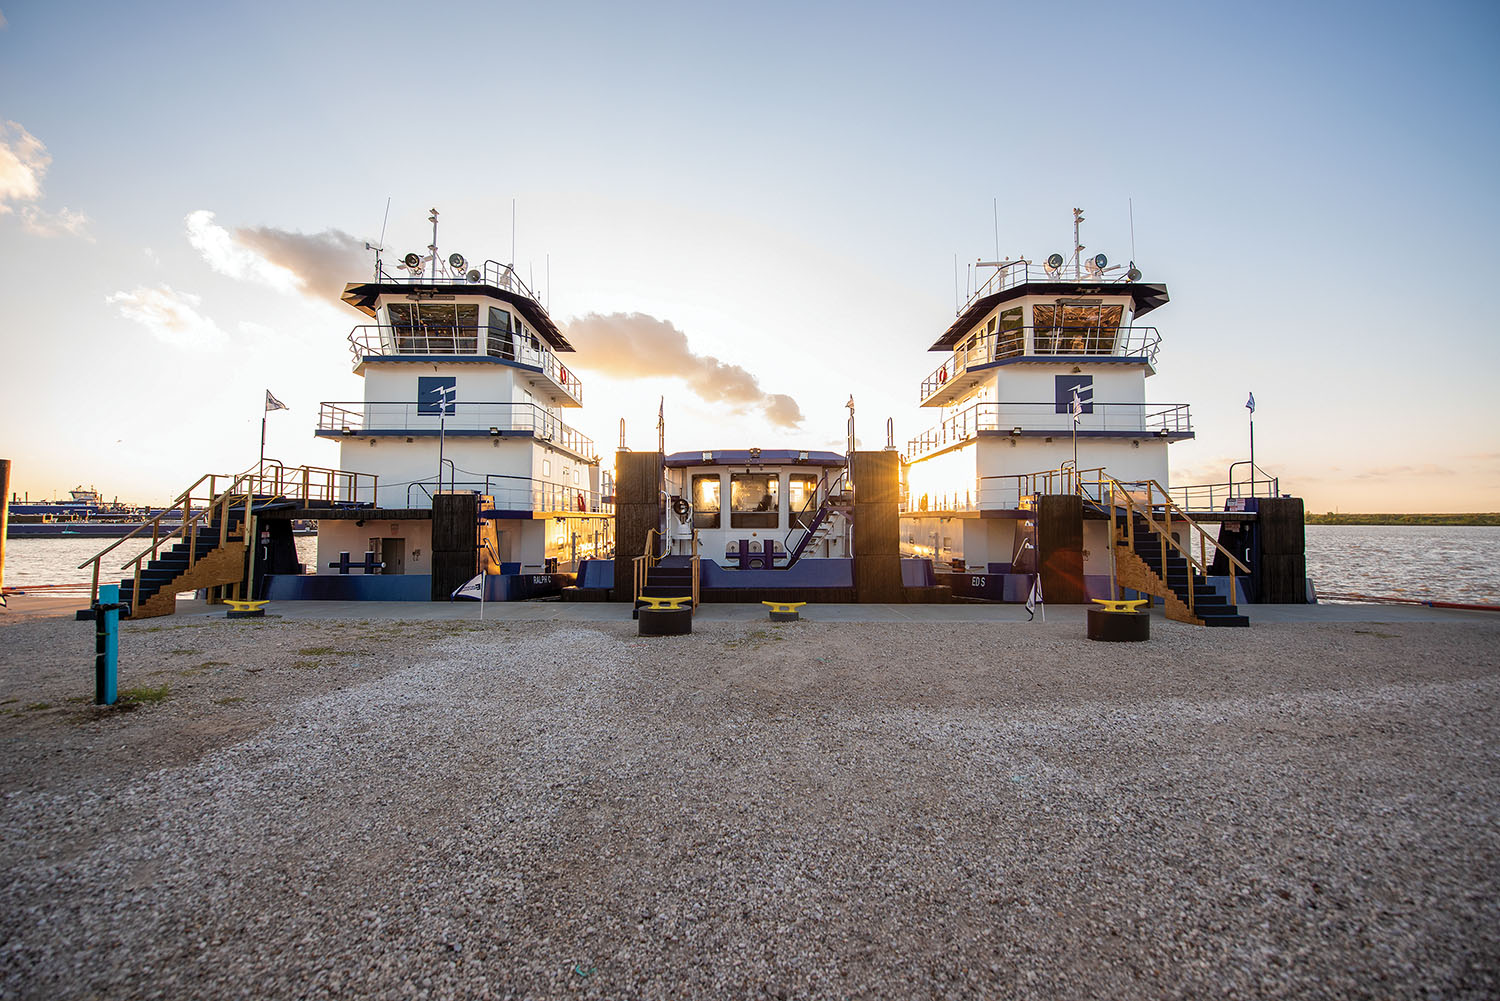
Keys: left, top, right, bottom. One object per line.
{"left": 451, "top": 573, "right": 485, "bottom": 601}
{"left": 657, "top": 396, "right": 664, "bottom": 430}
{"left": 1070, "top": 386, "right": 1083, "bottom": 424}
{"left": 265, "top": 390, "right": 288, "bottom": 412}
{"left": 1026, "top": 575, "right": 1043, "bottom": 621}
{"left": 1245, "top": 392, "right": 1255, "bottom": 413}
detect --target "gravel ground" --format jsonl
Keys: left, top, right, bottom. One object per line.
{"left": 1, "top": 611, "right": 1497, "bottom": 999}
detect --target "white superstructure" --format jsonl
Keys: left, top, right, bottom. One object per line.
{"left": 313, "top": 233, "right": 609, "bottom": 576}
{"left": 902, "top": 212, "right": 1190, "bottom": 578}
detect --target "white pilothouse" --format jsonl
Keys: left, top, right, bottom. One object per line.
{"left": 901, "top": 209, "right": 1191, "bottom": 598}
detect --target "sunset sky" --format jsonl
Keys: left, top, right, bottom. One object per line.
{"left": 1, "top": 0, "right": 1497, "bottom": 512}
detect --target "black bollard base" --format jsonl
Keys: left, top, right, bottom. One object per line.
{"left": 769, "top": 610, "right": 800, "bottom": 622}
{"left": 638, "top": 607, "right": 692, "bottom": 636}
{"left": 1087, "top": 607, "right": 1150, "bottom": 642}
{"left": 227, "top": 609, "right": 266, "bottom": 619}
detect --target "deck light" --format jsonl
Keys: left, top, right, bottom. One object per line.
{"left": 1158, "top": 428, "right": 1170, "bottom": 437}
{"left": 341, "top": 427, "right": 353, "bottom": 436}
{"left": 489, "top": 427, "right": 501, "bottom": 436}
{"left": 1011, "top": 427, "right": 1023, "bottom": 436}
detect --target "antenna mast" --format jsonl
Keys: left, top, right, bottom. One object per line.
{"left": 428, "top": 208, "right": 440, "bottom": 280}
{"left": 1072, "top": 207, "right": 1084, "bottom": 278}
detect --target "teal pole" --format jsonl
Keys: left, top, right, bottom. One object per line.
{"left": 95, "top": 583, "right": 121, "bottom": 705}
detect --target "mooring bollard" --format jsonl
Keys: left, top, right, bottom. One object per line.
{"left": 93, "top": 583, "right": 129, "bottom": 705}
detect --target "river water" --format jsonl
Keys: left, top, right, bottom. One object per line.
{"left": 4, "top": 527, "right": 1498, "bottom": 605}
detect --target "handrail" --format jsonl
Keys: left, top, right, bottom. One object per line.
{"left": 1081, "top": 471, "right": 1250, "bottom": 619}
{"left": 781, "top": 467, "right": 847, "bottom": 563}
{"left": 318, "top": 400, "right": 597, "bottom": 460}
{"left": 919, "top": 325, "right": 1162, "bottom": 402}
{"left": 690, "top": 531, "right": 700, "bottom": 611}
{"left": 959, "top": 259, "right": 1144, "bottom": 314}
{"left": 79, "top": 462, "right": 378, "bottom": 606}
{"left": 906, "top": 401, "right": 1191, "bottom": 460}
{"left": 632, "top": 527, "right": 665, "bottom": 608}
{"left": 344, "top": 322, "right": 583, "bottom": 404}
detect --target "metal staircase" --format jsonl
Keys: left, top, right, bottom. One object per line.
{"left": 783, "top": 469, "right": 850, "bottom": 567}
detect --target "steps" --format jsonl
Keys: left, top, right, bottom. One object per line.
{"left": 1118, "top": 514, "right": 1249, "bottom": 627}
{"left": 117, "top": 511, "right": 250, "bottom": 619}
{"left": 635, "top": 564, "right": 694, "bottom": 616}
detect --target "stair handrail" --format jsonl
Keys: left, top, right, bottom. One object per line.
{"left": 1085, "top": 472, "right": 1250, "bottom": 616}
{"left": 690, "top": 530, "right": 700, "bottom": 611}
{"left": 632, "top": 527, "right": 665, "bottom": 607}
{"left": 781, "top": 467, "right": 848, "bottom": 566}
{"left": 78, "top": 471, "right": 236, "bottom": 603}
{"left": 79, "top": 462, "right": 375, "bottom": 605}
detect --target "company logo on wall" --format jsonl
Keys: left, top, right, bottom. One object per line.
{"left": 1055, "top": 375, "right": 1093, "bottom": 414}
{"left": 418, "top": 376, "right": 457, "bottom": 415}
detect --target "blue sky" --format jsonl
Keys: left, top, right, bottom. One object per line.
{"left": 2, "top": 0, "right": 1497, "bottom": 511}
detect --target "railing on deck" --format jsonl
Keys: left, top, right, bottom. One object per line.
{"left": 318, "top": 401, "right": 596, "bottom": 459}
{"left": 345, "top": 323, "right": 583, "bottom": 403}
{"left": 919, "top": 325, "right": 1162, "bottom": 401}
{"left": 960, "top": 259, "right": 1142, "bottom": 313}
{"left": 406, "top": 475, "right": 610, "bottom": 514}
{"left": 906, "top": 401, "right": 1190, "bottom": 459}
{"left": 1169, "top": 462, "right": 1282, "bottom": 513}
{"left": 77, "top": 462, "right": 374, "bottom": 607}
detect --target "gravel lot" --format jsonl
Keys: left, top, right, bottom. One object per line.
{"left": 1, "top": 610, "right": 1497, "bottom": 999}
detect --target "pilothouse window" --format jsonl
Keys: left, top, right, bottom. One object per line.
{"left": 692, "top": 474, "right": 721, "bottom": 529}
{"left": 1032, "top": 303, "right": 1122, "bottom": 354}
{"left": 388, "top": 303, "right": 479, "bottom": 354}
{"left": 730, "top": 473, "right": 778, "bottom": 529}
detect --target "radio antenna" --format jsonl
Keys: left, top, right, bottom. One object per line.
{"left": 1129, "top": 197, "right": 1136, "bottom": 263}
{"left": 992, "top": 197, "right": 999, "bottom": 263}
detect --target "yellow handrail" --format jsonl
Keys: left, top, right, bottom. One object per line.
{"left": 690, "top": 530, "right": 701, "bottom": 611}
{"left": 79, "top": 461, "right": 379, "bottom": 605}
{"left": 1083, "top": 471, "right": 1249, "bottom": 617}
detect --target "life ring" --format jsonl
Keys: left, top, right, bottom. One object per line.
{"left": 576, "top": 491, "right": 586, "bottom": 511}
{"left": 559, "top": 366, "right": 568, "bottom": 385}
{"left": 939, "top": 365, "right": 947, "bottom": 382}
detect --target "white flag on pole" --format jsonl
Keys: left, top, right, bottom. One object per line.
{"left": 265, "top": 390, "right": 288, "bottom": 412}
{"left": 1245, "top": 391, "right": 1255, "bottom": 413}
{"left": 1070, "top": 386, "right": 1083, "bottom": 424}
{"left": 451, "top": 573, "right": 484, "bottom": 601}
{"left": 1026, "top": 574, "right": 1044, "bottom": 621}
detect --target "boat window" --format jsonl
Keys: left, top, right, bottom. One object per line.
{"left": 387, "top": 303, "right": 478, "bottom": 353}
{"left": 789, "top": 474, "right": 818, "bottom": 529}
{"left": 1033, "top": 303, "right": 1122, "bottom": 354}
{"left": 997, "top": 307, "right": 1023, "bottom": 357}
{"left": 487, "top": 307, "right": 515, "bottom": 359}
{"left": 730, "top": 473, "right": 778, "bottom": 529}
{"left": 692, "top": 474, "right": 721, "bottom": 529}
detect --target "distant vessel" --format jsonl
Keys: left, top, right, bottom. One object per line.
{"left": 6, "top": 487, "right": 185, "bottom": 538}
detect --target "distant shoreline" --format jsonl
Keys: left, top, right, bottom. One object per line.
{"left": 1306, "top": 513, "right": 1500, "bottom": 526}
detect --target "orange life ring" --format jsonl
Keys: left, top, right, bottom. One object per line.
{"left": 939, "top": 365, "right": 948, "bottom": 382}
{"left": 576, "top": 491, "right": 586, "bottom": 511}
{"left": 559, "top": 366, "right": 568, "bottom": 384}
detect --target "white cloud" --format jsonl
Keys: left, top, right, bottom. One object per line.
{"left": 105, "top": 285, "right": 228, "bottom": 348}
{"left": 21, "top": 204, "right": 92, "bottom": 239}
{"left": 0, "top": 120, "right": 92, "bottom": 239}
{"left": 185, "top": 209, "right": 298, "bottom": 291}
{"left": 0, "top": 120, "right": 50, "bottom": 212}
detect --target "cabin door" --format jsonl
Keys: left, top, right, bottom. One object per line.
{"left": 380, "top": 537, "right": 406, "bottom": 575}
